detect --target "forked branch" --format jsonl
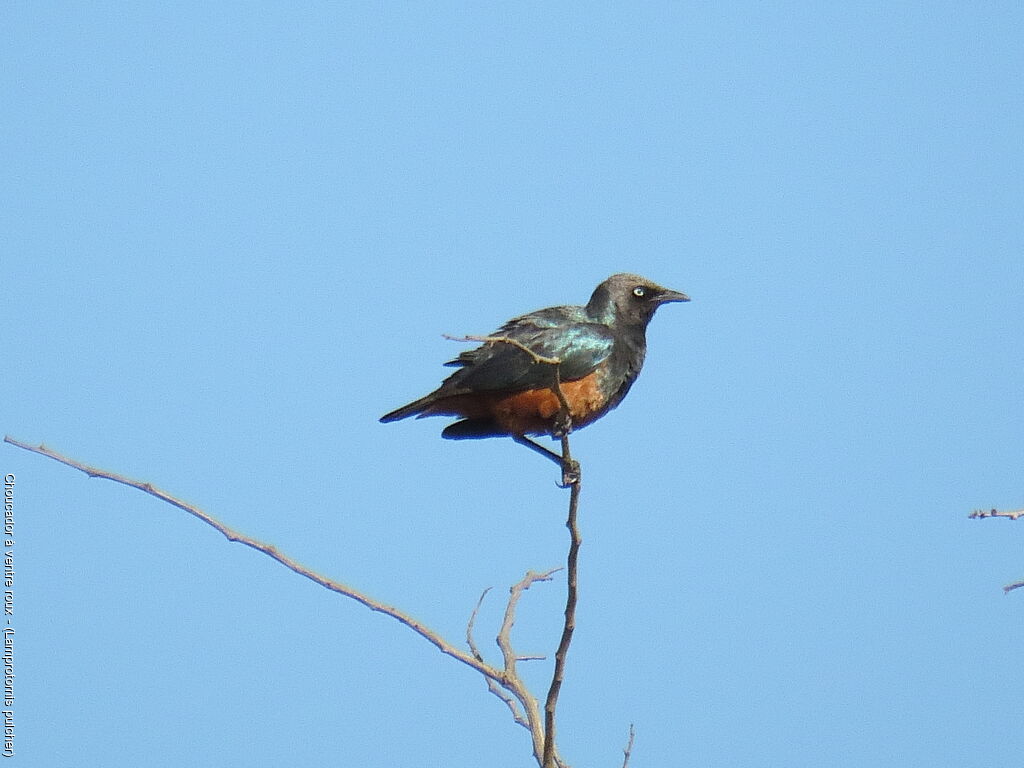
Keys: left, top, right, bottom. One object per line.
{"left": 467, "top": 569, "right": 561, "bottom": 763}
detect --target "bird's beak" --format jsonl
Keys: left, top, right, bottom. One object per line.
{"left": 656, "top": 287, "right": 690, "bottom": 304}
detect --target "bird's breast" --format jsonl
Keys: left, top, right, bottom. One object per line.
{"left": 489, "top": 369, "right": 610, "bottom": 434}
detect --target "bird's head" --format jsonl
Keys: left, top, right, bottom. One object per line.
{"left": 586, "top": 273, "right": 690, "bottom": 327}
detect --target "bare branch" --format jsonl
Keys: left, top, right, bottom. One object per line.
{"left": 3, "top": 435, "right": 504, "bottom": 685}
{"left": 969, "top": 508, "right": 1024, "bottom": 520}
{"left": 497, "top": 568, "right": 561, "bottom": 673}
{"left": 551, "top": 366, "right": 581, "bottom": 487}
{"left": 1003, "top": 580, "right": 1024, "bottom": 594}
{"left": 494, "top": 569, "right": 561, "bottom": 764}
{"left": 443, "top": 334, "right": 562, "bottom": 366}
{"left": 622, "top": 723, "right": 636, "bottom": 768}
{"left": 466, "top": 587, "right": 493, "bottom": 655}
{"left": 467, "top": 587, "right": 531, "bottom": 730}
{"left": 543, "top": 463, "right": 581, "bottom": 768}
{"left": 463, "top": 568, "right": 559, "bottom": 755}
{"left": 541, "top": 368, "right": 580, "bottom": 768}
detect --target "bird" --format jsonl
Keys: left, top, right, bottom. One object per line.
{"left": 380, "top": 273, "right": 689, "bottom": 461}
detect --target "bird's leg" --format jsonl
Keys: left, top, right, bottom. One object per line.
{"left": 512, "top": 434, "right": 564, "bottom": 465}
{"left": 511, "top": 433, "right": 580, "bottom": 488}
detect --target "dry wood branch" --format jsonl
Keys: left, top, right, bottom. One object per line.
{"left": 622, "top": 723, "right": 636, "bottom": 768}
{"left": 543, "top": 462, "right": 581, "bottom": 768}
{"left": 443, "top": 334, "right": 562, "bottom": 366}
{"left": 551, "top": 366, "right": 581, "bottom": 487}
{"left": 465, "top": 568, "right": 562, "bottom": 762}
{"left": 496, "top": 569, "right": 561, "bottom": 763}
{"left": 497, "top": 569, "right": 562, "bottom": 677}
{"left": 969, "top": 508, "right": 1024, "bottom": 520}
{"left": 1003, "top": 579, "right": 1024, "bottom": 594}
{"left": 467, "top": 588, "right": 532, "bottom": 731}
{"left": 3, "top": 435, "right": 504, "bottom": 684}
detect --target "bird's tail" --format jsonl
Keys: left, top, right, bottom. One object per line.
{"left": 379, "top": 395, "right": 436, "bottom": 423}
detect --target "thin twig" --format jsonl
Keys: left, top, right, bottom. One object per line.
{"left": 467, "top": 587, "right": 530, "bottom": 729}
{"left": 466, "top": 587, "right": 492, "bottom": 656}
{"left": 550, "top": 366, "right": 581, "bottom": 487}
{"left": 621, "top": 723, "right": 636, "bottom": 768}
{"left": 497, "top": 569, "right": 562, "bottom": 679}
{"left": 969, "top": 508, "right": 1024, "bottom": 520}
{"left": 1003, "top": 580, "right": 1024, "bottom": 594}
{"left": 549, "top": 365, "right": 573, "bottom": 433}
{"left": 464, "top": 567, "right": 562, "bottom": 758}
{"left": 3, "top": 435, "right": 505, "bottom": 685}
{"left": 495, "top": 568, "right": 562, "bottom": 763}
{"left": 540, "top": 366, "right": 581, "bottom": 768}
{"left": 443, "top": 334, "right": 562, "bottom": 366}
{"left": 542, "top": 466, "right": 581, "bottom": 768}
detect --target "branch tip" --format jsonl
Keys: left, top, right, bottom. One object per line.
{"left": 621, "top": 723, "right": 636, "bottom": 768}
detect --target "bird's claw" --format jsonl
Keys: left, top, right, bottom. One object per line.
{"left": 559, "top": 459, "right": 581, "bottom": 488}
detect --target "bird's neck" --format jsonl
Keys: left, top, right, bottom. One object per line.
{"left": 609, "top": 323, "right": 647, "bottom": 384}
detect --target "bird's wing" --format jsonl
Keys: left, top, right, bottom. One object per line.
{"left": 442, "top": 308, "right": 614, "bottom": 392}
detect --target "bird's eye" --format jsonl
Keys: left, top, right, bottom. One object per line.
{"left": 632, "top": 286, "right": 646, "bottom": 298}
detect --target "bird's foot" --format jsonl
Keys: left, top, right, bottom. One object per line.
{"left": 559, "top": 458, "right": 581, "bottom": 488}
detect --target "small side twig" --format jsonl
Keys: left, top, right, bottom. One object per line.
{"left": 497, "top": 568, "right": 562, "bottom": 676}
{"left": 498, "top": 568, "right": 561, "bottom": 762}
{"left": 443, "top": 334, "right": 562, "bottom": 366}
{"left": 465, "top": 567, "right": 562, "bottom": 761}
{"left": 467, "top": 587, "right": 531, "bottom": 730}
{"left": 1003, "top": 579, "right": 1024, "bottom": 594}
{"left": 622, "top": 723, "right": 636, "bottom": 768}
{"left": 969, "top": 508, "right": 1024, "bottom": 520}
